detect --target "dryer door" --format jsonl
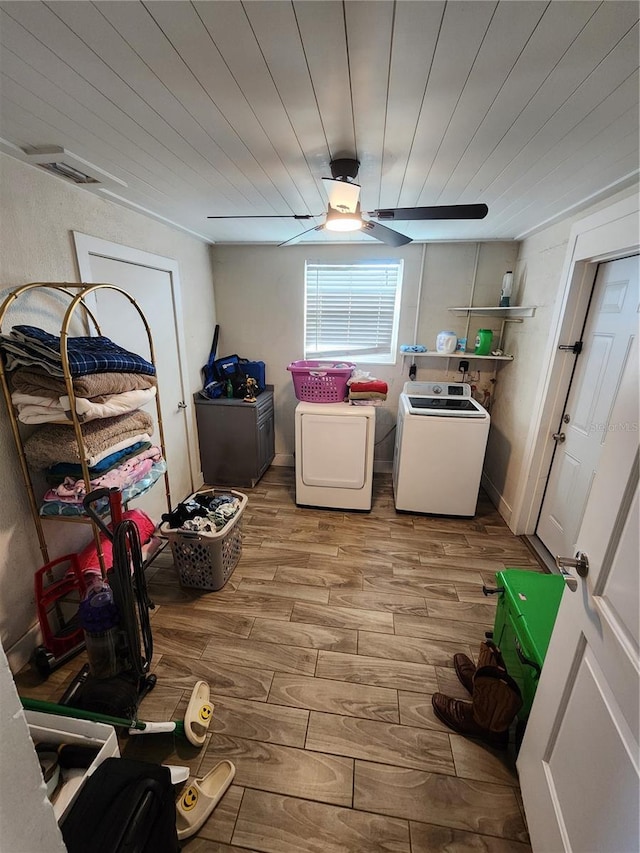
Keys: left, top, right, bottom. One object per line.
{"left": 299, "top": 413, "right": 368, "bottom": 488}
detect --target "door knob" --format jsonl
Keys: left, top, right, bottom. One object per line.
{"left": 555, "top": 552, "right": 589, "bottom": 591}
{"left": 177, "top": 401, "right": 187, "bottom": 410}
{"left": 552, "top": 432, "right": 566, "bottom": 443}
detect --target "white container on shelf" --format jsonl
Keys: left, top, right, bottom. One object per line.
{"left": 435, "top": 331, "right": 458, "bottom": 353}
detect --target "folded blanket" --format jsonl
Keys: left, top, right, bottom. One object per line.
{"left": 43, "top": 446, "right": 162, "bottom": 503}
{"left": 1, "top": 325, "right": 156, "bottom": 377}
{"left": 46, "top": 441, "right": 152, "bottom": 485}
{"left": 11, "top": 367, "right": 157, "bottom": 399}
{"left": 349, "top": 380, "right": 388, "bottom": 394}
{"left": 12, "top": 386, "right": 157, "bottom": 424}
{"left": 39, "top": 458, "right": 166, "bottom": 516}
{"left": 24, "top": 410, "right": 154, "bottom": 469}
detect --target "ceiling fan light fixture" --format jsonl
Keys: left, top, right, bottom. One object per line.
{"left": 325, "top": 204, "right": 362, "bottom": 232}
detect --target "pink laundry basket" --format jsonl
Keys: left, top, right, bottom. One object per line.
{"left": 287, "top": 360, "right": 355, "bottom": 403}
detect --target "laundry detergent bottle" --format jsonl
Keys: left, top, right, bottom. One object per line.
{"left": 436, "top": 331, "right": 457, "bottom": 354}
{"left": 474, "top": 329, "right": 493, "bottom": 356}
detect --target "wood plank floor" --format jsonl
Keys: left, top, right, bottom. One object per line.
{"left": 17, "top": 467, "right": 542, "bottom": 852}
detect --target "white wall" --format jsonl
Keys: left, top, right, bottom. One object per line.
{"left": 0, "top": 153, "right": 216, "bottom": 663}
{"left": 211, "top": 240, "right": 518, "bottom": 466}
{"left": 483, "top": 185, "right": 640, "bottom": 526}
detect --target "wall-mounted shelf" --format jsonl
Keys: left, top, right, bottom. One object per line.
{"left": 400, "top": 351, "right": 513, "bottom": 362}
{"left": 448, "top": 306, "right": 536, "bottom": 320}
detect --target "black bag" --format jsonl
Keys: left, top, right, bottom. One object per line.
{"left": 239, "top": 359, "right": 266, "bottom": 392}
{"left": 212, "top": 354, "right": 243, "bottom": 382}
{"left": 60, "top": 757, "right": 179, "bottom": 853}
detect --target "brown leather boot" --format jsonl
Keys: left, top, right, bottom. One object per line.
{"left": 453, "top": 640, "right": 506, "bottom": 694}
{"left": 432, "top": 693, "right": 509, "bottom": 748}
{"left": 472, "top": 665, "right": 523, "bottom": 732}
{"left": 453, "top": 653, "right": 476, "bottom": 694}
{"left": 432, "top": 665, "right": 522, "bottom": 749}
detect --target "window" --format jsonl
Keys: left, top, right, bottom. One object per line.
{"left": 304, "top": 260, "right": 403, "bottom": 363}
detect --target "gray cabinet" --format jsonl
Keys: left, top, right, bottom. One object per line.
{"left": 194, "top": 387, "right": 274, "bottom": 488}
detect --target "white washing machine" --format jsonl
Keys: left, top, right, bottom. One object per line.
{"left": 393, "top": 381, "right": 490, "bottom": 516}
{"left": 295, "top": 402, "right": 375, "bottom": 510}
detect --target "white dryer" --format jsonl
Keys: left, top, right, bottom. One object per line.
{"left": 393, "top": 381, "right": 490, "bottom": 516}
{"left": 295, "top": 402, "right": 375, "bottom": 510}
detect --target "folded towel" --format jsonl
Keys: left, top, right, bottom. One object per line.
{"left": 348, "top": 390, "right": 387, "bottom": 400}
{"left": 349, "top": 380, "right": 388, "bottom": 394}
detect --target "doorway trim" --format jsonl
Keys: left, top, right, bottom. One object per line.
{"left": 72, "top": 231, "right": 199, "bottom": 491}
{"left": 510, "top": 193, "right": 639, "bottom": 536}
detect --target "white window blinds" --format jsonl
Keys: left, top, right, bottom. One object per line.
{"left": 304, "top": 261, "right": 403, "bottom": 361}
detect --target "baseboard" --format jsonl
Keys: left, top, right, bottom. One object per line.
{"left": 6, "top": 622, "right": 41, "bottom": 675}
{"left": 523, "top": 535, "right": 557, "bottom": 574}
{"left": 481, "top": 471, "right": 513, "bottom": 527}
{"left": 272, "top": 453, "right": 294, "bottom": 467}
{"left": 374, "top": 459, "right": 393, "bottom": 474}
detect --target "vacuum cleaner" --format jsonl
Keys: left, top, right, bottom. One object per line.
{"left": 59, "top": 486, "right": 157, "bottom": 720}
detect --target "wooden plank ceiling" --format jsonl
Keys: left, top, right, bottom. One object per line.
{"left": 0, "top": 1, "right": 638, "bottom": 245}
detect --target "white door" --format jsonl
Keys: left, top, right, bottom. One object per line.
{"left": 536, "top": 255, "right": 639, "bottom": 559}
{"left": 73, "top": 234, "right": 196, "bottom": 522}
{"left": 517, "top": 333, "right": 639, "bottom": 852}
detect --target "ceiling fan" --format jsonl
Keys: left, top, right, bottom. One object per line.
{"left": 207, "top": 158, "right": 488, "bottom": 247}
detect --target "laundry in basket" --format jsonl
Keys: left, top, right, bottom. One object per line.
{"left": 159, "top": 490, "right": 247, "bottom": 590}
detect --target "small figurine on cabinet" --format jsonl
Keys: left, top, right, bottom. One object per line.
{"left": 243, "top": 377, "right": 258, "bottom": 402}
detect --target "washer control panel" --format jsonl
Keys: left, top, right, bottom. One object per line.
{"left": 402, "top": 381, "right": 471, "bottom": 398}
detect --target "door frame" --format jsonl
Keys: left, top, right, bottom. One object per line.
{"left": 72, "top": 231, "right": 199, "bottom": 493}
{"left": 510, "top": 193, "right": 639, "bottom": 535}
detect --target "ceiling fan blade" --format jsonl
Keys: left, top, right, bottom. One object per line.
{"left": 207, "top": 213, "right": 318, "bottom": 220}
{"left": 369, "top": 203, "right": 489, "bottom": 221}
{"left": 321, "top": 178, "right": 361, "bottom": 214}
{"left": 278, "top": 223, "right": 325, "bottom": 247}
{"left": 361, "top": 219, "right": 412, "bottom": 247}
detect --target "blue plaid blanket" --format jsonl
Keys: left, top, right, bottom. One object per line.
{"left": 0, "top": 325, "right": 156, "bottom": 377}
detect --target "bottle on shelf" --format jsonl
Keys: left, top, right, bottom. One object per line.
{"left": 474, "top": 329, "right": 493, "bottom": 356}
{"left": 435, "top": 330, "right": 457, "bottom": 353}
{"left": 499, "top": 270, "right": 513, "bottom": 307}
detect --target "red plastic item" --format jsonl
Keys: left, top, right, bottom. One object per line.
{"left": 76, "top": 509, "right": 157, "bottom": 573}
{"left": 34, "top": 554, "right": 88, "bottom": 658}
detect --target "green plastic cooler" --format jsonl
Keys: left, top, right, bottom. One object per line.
{"left": 485, "top": 569, "right": 566, "bottom": 722}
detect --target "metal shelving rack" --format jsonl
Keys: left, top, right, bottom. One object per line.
{"left": 0, "top": 282, "right": 172, "bottom": 574}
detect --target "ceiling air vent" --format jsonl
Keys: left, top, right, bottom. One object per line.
{"left": 22, "top": 146, "right": 127, "bottom": 188}
{"left": 39, "top": 161, "right": 99, "bottom": 184}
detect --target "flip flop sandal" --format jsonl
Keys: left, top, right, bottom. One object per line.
{"left": 175, "top": 760, "right": 236, "bottom": 840}
{"left": 184, "top": 680, "right": 214, "bottom": 747}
